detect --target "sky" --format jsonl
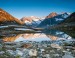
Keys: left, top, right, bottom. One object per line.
{"left": 0, "top": 0, "right": 75, "bottom": 19}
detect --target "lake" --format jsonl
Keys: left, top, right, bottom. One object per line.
{"left": 0, "top": 30, "right": 75, "bottom": 58}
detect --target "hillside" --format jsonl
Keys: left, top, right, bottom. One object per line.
{"left": 0, "top": 8, "right": 24, "bottom": 25}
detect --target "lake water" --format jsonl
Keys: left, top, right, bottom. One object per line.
{"left": 0, "top": 30, "right": 75, "bottom": 58}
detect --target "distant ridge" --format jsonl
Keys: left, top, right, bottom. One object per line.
{"left": 0, "top": 8, "right": 24, "bottom": 25}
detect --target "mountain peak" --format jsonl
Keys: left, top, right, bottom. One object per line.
{"left": 61, "top": 12, "right": 71, "bottom": 15}
{"left": 46, "top": 12, "right": 57, "bottom": 19}
{"left": 21, "top": 16, "right": 41, "bottom": 23}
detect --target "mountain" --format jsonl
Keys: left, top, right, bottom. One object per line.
{"left": 46, "top": 12, "right": 57, "bottom": 19}
{"left": 58, "top": 12, "right": 75, "bottom": 37}
{"left": 21, "top": 16, "right": 38, "bottom": 23}
{"left": 60, "top": 12, "right": 75, "bottom": 24}
{"left": 58, "top": 12, "right": 75, "bottom": 31}
{"left": 0, "top": 8, "right": 24, "bottom": 25}
{"left": 21, "top": 16, "right": 45, "bottom": 27}
{"left": 38, "top": 12, "right": 70, "bottom": 28}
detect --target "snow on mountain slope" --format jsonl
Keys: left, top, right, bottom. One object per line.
{"left": 38, "top": 12, "right": 70, "bottom": 28}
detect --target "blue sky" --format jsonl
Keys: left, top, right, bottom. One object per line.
{"left": 0, "top": 0, "right": 75, "bottom": 19}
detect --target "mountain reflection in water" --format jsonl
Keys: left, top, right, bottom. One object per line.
{"left": 2, "top": 30, "right": 74, "bottom": 42}
{"left": 0, "top": 30, "right": 75, "bottom": 58}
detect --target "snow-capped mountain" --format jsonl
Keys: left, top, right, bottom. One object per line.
{"left": 60, "top": 12, "right": 75, "bottom": 24}
{"left": 21, "top": 16, "right": 45, "bottom": 27}
{"left": 38, "top": 12, "right": 71, "bottom": 28}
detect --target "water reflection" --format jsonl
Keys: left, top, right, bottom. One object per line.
{"left": 0, "top": 30, "right": 75, "bottom": 58}
{"left": 2, "top": 30, "right": 74, "bottom": 42}
{"left": 3, "top": 33, "right": 51, "bottom": 42}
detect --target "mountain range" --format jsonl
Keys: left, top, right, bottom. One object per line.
{"left": 38, "top": 12, "right": 70, "bottom": 28}
{"left": 0, "top": 8, "right": 75, "bottom": 39}
{"left": 0, "top": 8, "right": 74, "bottom": 29}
